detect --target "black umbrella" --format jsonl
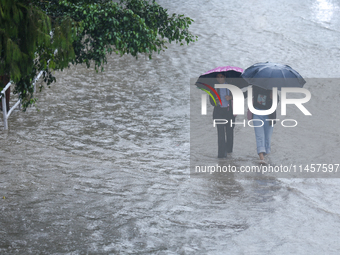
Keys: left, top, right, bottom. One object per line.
{"left": 241, "top": 62, "right": 306, "bottom": 90}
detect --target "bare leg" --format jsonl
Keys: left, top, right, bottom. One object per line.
{"left": 259, "top": 152, "right": 264, "bottom": 160}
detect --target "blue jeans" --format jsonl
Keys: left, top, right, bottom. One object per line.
{"left": 253, "top": 113, "right": 273, "bottom": 155}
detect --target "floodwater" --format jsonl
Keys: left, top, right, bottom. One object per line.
{"left": 1, "top": 0, "right": 340, "bottom": 254}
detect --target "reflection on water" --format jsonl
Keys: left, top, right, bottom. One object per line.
{"left": 1, "top": 0, "right": 340, "bottom": 253}
{"left": 312, "top": 0, "right": 337, "bottom": 23}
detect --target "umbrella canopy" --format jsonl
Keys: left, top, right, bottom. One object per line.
{"left": 195, "top": 65, "right": 248, "bottom": 90}
{"left": 195, "top": 66, "right": 248, "bottom": 106}
{"left": 241, "top": 62, "right": 306, "bottom": 90}
{"left": 200, "top": 66, "right": 244, "bottom": 77}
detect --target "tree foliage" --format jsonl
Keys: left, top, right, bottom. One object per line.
{"left": 0, "top": 0, "right": 78, "bottom": 108}
{"left": 0, "top": 0, "right": 197, "bottom": 109}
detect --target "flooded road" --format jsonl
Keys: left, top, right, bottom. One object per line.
{"left": 1, "top": 0, "right": 340, "bottom": 254}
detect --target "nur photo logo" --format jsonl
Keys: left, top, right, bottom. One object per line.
{"left": 200, "top": 84, "right": 312, "bottom": 128}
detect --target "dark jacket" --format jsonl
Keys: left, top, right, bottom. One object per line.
{"left": 209, "top": 88, "right": 235, "bottom": 121}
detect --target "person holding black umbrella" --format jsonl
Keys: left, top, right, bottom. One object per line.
{"left": 242, "top": 62, "right": 306, "bottom": 163}
{"left": 247, "top": 86, "right": 278, "bottom": 163}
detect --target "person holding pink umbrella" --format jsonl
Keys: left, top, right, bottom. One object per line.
{"left": 213, "top": 72, "right": 235, "bottom": 158}
{"left": 196, "top": 66, "right": 248, "bottom": 158}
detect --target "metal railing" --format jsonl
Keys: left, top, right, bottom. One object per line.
{"left": 1, "top": 71, "right": 43, "bottom": 130}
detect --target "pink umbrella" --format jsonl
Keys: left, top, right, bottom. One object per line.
{"left": 196, "top": 66, "right": 247, "bottom": 106}
{"left": 201, "top": 66, "right": 244, "bottom": 76}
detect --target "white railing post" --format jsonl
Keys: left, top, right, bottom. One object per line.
{"left": 1, "top": 71, "right": 43, "bottom": 129}
{"left": 33, "top": 71, "right": 43, "bottom": 93}
{"left": 2, "top": 92, "right": 8, "bottom": 129}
